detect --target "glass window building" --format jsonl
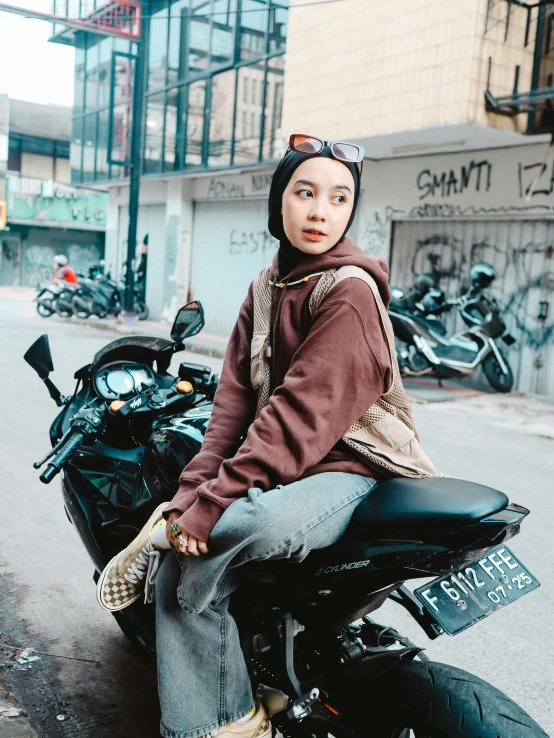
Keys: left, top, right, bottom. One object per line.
{"left": 70, "top": 0, "right": 288, "bottom": 185}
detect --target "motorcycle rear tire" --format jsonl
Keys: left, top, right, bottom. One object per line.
{"left": 349, "top": 660, "right": 546, "bottom": 738}
{"left": 482, "top": 351, "right": 513, "bottom": 393}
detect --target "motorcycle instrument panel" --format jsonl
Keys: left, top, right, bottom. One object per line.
{"left": 415, "top": 544, "right": 539, "bottom": 635}
{"left": 94, "top": 363, "right": 156, "bottom": 400}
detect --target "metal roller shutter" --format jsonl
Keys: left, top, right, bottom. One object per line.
{"left": 190, "top": 198, "right": 278, "bottom": 337}
{"left": 391, "top": 219, "right": 554, "bottom": 397}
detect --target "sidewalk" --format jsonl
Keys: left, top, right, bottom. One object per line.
{"left": 427, "top": 390, "right": 554, "bottom": 441}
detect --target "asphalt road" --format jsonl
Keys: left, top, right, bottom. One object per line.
{"left": 0, "top": 290, "right": 552, "bottom": 736}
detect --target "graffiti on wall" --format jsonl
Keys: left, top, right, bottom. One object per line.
{"left": 504, "top": 243, "right": 554, "bottom": 351}
{"left": 410, "top": 156, "right": 554, "bottom": 215}
{"left": 357, "top": 206, "right": 405, "bottom": 257}
{"left": 409, "top": 235, "right": 464, "bottom": 281}
{"left": 229, "top": 229, "right": 278, "bottom": 256}
{"left": 416, "top": 160, "right": 492, "bottom": 201}
{"left": 23, "top": 245, "right": 56, "bottom": 285}
{"left": 396, "top": 229, "right": 554, "bottom": 355}
{"left": 251, "top": 173, "right": 273, "bottom": 193}
{"left": 207, "top": 179, "right": 246, "bottom": 199}
{"left": 518, "top": 161, "right": 554, "bottom": 198}
{"left": 22, "top": 243, "right": 102, "bottom": 287}
{"left": 408, "top": 202, "right": 554, "bottom": 219}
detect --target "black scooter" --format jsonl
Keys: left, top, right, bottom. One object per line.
{"left": 24, "top": 303, "right": 545, "bottom": 737}
{"left": 390, "top": 287, "right": 515, "bottom": 392}
{"left": 71, "top": 270, "right": 149, "bottom": 321}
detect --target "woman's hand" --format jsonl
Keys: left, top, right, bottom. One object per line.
{"left": 165, "top": 511, "right": 209, "bottom": 556}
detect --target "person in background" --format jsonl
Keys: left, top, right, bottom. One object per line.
{"left": 53, "top": 254, "right": 78, "bottom": 284}
{"left": 136, "top": 235, "right": 148, "bottom": 300}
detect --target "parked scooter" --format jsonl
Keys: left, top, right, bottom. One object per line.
{"left": 54, "top": 282, "right": 80, "bottom": 318}
{"left": 35, "top": 282, "right": 62, "bottom": 317}
{"left": 71, "top": 270, "right": 149, "bottom": 321}
{"left": 390, "top": 263, "right": 515, "bottom": 393}
{"left": 389, "top": 273, "right": 448, "bottom": 336}
{"left": 23, "top": 303, "right": 546, "bottom": 737}
{"left": 35, "top": 281, "right": 80, "bottom": 318}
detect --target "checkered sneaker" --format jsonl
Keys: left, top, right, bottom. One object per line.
{"left": 96, "top": 502, "right": 168, "bottom": 612}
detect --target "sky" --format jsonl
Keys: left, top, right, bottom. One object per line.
{"left": 0, "top": 0, "right": 74, "bottom": 106}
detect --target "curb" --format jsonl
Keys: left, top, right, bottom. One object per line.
{"left": 0, "top": 682, "right": 38, "bottom": 738}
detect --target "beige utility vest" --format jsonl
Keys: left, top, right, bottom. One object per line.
{"left": 250, "top": 265, "right": 439, "bottom": 479}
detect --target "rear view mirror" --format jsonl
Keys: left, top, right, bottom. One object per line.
{"left": 171, "top": 301, "right": 205, "bottom": 342}
{"left": 24, "top": 335, "right": 66, "bottom": 406}
{"left": 24, "top": 334, "right": 54, "bottom": 379}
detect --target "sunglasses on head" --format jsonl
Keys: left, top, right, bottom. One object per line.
{"left": 281, "top": 133, "right": 365, "bottom": 174}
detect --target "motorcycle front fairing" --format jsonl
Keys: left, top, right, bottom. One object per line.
{"left": 51, "top": 344, "right": 210, "bottom": 571}
{"left": 60, "top": 407, "right": 208, "bottom": 572}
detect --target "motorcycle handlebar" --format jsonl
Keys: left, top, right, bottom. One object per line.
{"left": 39, "top": 431, "right": 85, "bottom": 484}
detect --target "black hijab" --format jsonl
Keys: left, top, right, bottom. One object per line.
{"left": 268, "top": 147, "right": 361, "bottom": 277}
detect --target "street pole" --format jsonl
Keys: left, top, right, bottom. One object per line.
{"left": 123, "top": 21, "right": 147, "bottom": 317}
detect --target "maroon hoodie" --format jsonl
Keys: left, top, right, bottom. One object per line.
{"left": 166, "top": 235, "right": 393, "bottom": 542}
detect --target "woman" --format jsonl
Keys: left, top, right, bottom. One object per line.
{"left": 96, "top": 135, "right": 435, "bottom": 738}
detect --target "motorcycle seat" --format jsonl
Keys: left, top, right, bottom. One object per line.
{"left": 351, "top": 477, "right": 508, "bottom": 529}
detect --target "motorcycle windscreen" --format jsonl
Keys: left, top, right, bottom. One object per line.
{"left": 92, "top": 336, "right": 174, "bottom": 372}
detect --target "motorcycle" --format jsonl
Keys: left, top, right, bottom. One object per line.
{"left": 389, "top": 275, "right": 449, "bottom": 338}
{"left": 35, "top": 282, "right": 62, "bottom": 317}
{"left": 390, "top": 263, "right": 515, "bottom": 393}
{"left": 390, "top": 292, "right": 515, "bottom": 393}
{"left": 23, "top": 302, "right": 545, "bottom": 737}
{"left": 35, "top": 281, "right": 80, "bottom": 318}
{"left": 71, "top": 270, "right": 149, "bottom": 321}
{"left": 54, "top": 281, "right": 81, "bottom": 318}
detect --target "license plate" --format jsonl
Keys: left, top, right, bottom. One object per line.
{"left": 414, "top": 545, "right": 540, "bottom": 635}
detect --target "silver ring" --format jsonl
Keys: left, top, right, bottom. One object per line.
{"left": 177, "top": 535, "right": 189, "bottom": 547}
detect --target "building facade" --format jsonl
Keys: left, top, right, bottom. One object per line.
{"left": 63, "top": 0, "right": 286, "bottom": 321}
{"left": 0, "top": 97, "right": 106, "bottom": 286}
{"left": 64, "top": 0, "right": 554, "bottom": 395}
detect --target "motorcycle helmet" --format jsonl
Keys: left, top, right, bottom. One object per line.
{"left": 470, "top": 262, "right": 495, "bottom": 289}
{"left": 54, "top": 254, "right": 68, "bottom": 266}
{"left": 420, "top": 287, "right": 446, "bottom": 313}
{"left": 413, "top": 273, "right": 436, "bottom": 299}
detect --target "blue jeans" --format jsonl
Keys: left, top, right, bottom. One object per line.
{"left": 155, "top": 472, "right": 377, "bottom": 738}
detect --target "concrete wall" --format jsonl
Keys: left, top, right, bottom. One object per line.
{"left": 282, "top": 0, "right": 535, "bottom": 139}
{"left": 357, "top": 141, "right": 554, "bottom": 256}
